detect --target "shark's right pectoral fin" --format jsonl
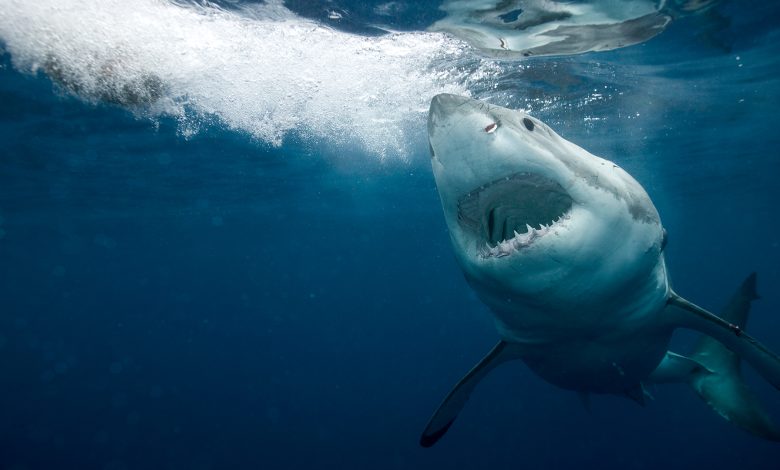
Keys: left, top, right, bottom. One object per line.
{"left": 420, "top": 341, "right": 522, "bottom": 447}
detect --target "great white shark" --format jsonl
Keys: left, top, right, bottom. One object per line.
{"left": 421, "top": 93, "right": 780, "bottom": 447}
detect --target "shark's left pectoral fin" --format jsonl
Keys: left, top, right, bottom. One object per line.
{"left": 661, "top": 274, "right": 780, "bottom": 441}
{"left": 420, "top": 341, "right": 523, "bottom": 447}
{"left": 666, "top": 291, "right": 780, "bottom": 391}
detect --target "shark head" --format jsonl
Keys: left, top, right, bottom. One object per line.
{"left": 429, "top": 94, "right": 668, "bottom": 333}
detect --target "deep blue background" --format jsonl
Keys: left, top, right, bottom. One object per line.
{"left": 2, "top": 1, "right": 780, "bottom": 469}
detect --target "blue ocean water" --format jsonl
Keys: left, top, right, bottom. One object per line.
{"left": 1, "top": 1, "right": 779, "bottom": 468}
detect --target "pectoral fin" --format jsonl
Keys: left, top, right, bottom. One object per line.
{"left": 664, "top": 273, "right": 780, "bottom": 440}
{"left": 666, "top": 291, "right": 780, "bottom": 391}
{"left": 420, "top": 341, "right": 522, "bottom": 447}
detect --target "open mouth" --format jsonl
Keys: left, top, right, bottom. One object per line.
{"left": 457, "top": 172, "right": 573, "bottom": 258}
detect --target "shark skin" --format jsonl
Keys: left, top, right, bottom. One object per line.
{"left": 421, "top": 93, "right": 780, "bottom": 447}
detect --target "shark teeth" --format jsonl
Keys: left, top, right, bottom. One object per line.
{"left": 479, "top": 211, "right": 571, "bottom": 259}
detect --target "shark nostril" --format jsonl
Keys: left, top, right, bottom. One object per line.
{"left": 523, "top": 118, "right": 535, "bottom": 131}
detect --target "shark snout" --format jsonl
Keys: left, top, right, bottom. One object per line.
{"left": 429, "top": 93, "right": 471, "bottom": 116}
{"left": 428, "top": 93, "right": 477, "bottom": 139}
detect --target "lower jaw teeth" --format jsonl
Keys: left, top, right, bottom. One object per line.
{"left": 480, "top": 212, "right": 570, "bottom": 258}
{"left": 481, "top": 225, "right": 548, "bottom": 258}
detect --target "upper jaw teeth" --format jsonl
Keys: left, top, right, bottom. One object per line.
{"left": 479, "top": 212, "right": 570, "bottom": 259}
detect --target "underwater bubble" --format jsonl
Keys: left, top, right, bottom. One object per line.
{"left": 0, "top": 0, "right": 479, "bottom": 159}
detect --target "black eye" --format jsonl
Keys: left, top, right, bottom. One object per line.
{"left": 523, "top": 118, "right": 534, "bottom": 131}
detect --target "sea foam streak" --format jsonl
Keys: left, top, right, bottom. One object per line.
{"left": 0, "top": 0, "right": 476, "bottom": 159}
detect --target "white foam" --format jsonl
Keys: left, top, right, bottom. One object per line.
{"left": 0, "top": 0, "right": 479, "bottom": 159}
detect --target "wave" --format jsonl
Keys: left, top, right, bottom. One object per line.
{"left": 0, "top": 0, "right": 486, "bottom": 159}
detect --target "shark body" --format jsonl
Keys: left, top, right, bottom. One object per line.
{"left": 422, "top": 93, "right": 780, "bottom": 446}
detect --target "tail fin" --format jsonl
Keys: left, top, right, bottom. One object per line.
{"left": 672, "top": 273, "right": 780, "bottom": 440}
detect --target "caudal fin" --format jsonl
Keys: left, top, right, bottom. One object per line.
{"left": 670, "top": 273, "right": 780, "bottom": 441}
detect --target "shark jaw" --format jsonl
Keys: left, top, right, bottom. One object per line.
{"left": 428, "top": 93, "right": 666, "bottom": 321}
{"left": 457, "top": 171, "right": 573, "bottom": 259}
{"left": 428, "top": 93, "right": 583, "bottom": 269}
